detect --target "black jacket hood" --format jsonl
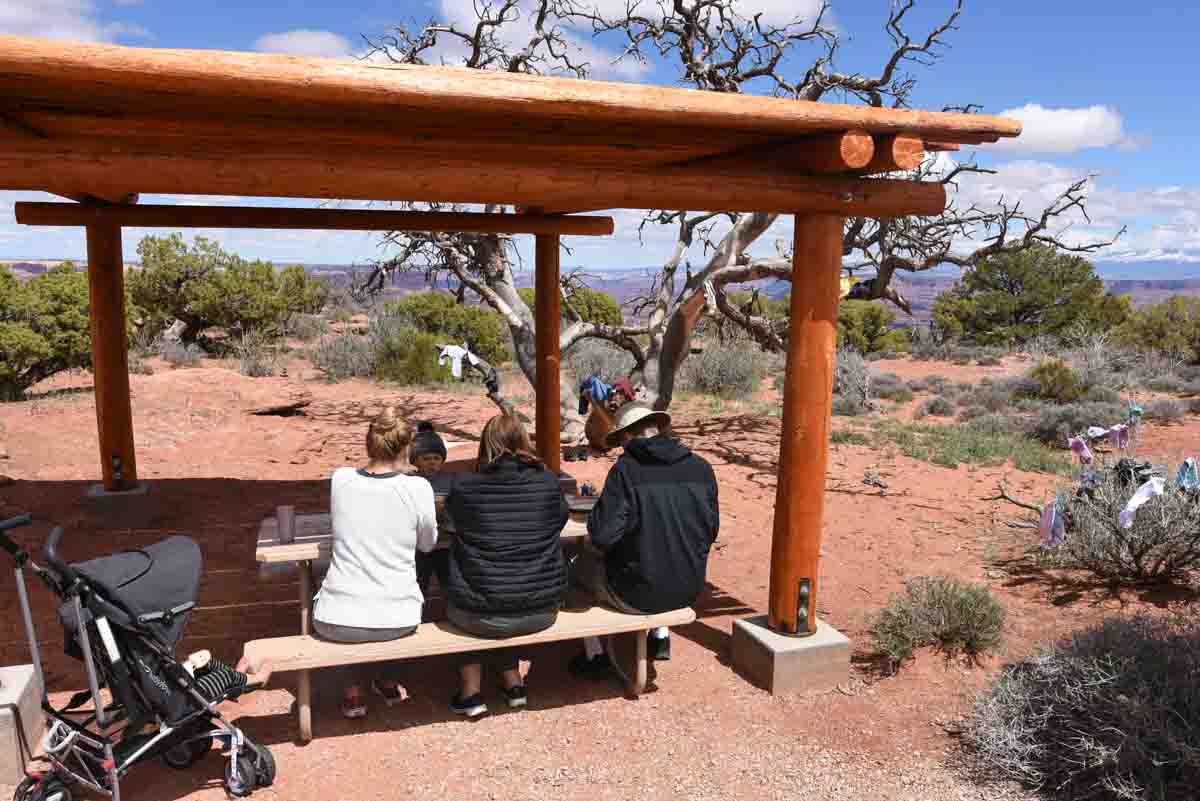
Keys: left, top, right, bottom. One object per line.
{"left": 624, "top": 434, "right": 693, "bottom": 465}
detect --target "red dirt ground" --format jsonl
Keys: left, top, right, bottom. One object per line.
{"left": 2, "top": 354, "right": 1197, "bottom": 800}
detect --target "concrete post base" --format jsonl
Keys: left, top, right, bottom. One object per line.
{"left": 731, "top": 615, "right": 850, "bottom": 695}
{"left": 84, "top": 480, "right": 161, "bottom": 529}
{"left": 0, "top": 665, "right": 43, "bottom": 785}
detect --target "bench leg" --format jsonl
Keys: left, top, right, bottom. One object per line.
{"left": 297, "top": 669, "right": 313, "bottom": 743}
{"left": 633, "top": 630, "right": 647, "bottom": 696}
{"left": 604, "top": 630, "right": 648, "bottom": 696}
{"left": 299, "top": 560, "right": 313, "bottom": 636}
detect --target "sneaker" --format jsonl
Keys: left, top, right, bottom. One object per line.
{"left": 649, "top": 633, "right": 671, "bottom": 662}
{"left": 568, "top": 652, "right": 615, "bottom": 679}
{"left": 450, "top": 693, "right": 488, "bottom": 718}
{"left": 501, "top": 685, "right": 527, "bottom": 709}
{"left": 371, "top": 680, "right": 407, "bottom": 707}
{"left": 341, "top": 691, "right": 367, "bottom": 720}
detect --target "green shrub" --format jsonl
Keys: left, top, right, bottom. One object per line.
{"left": 1022, "top": 358, "right": 1084, "bottom": 403}
{"left": 837, "top": 300, "right": 909, "bottom": 354}
{"left": 834, "top": 347, "right": 871, "bottom": 410}
{"left": 129, "top": 234, "right": 327, "bottom": 344}
{"left": 679, "top": 341, "right": 765, "bottom": 399}
{"left": 161, "top": 341, "right": 203, "bottom": 368}
{"left": 873, "top": 418, "right": 1070, "bottom": 474}
{"left": 518, "top": 285, "right": 624, "bottom": 327}
{"left": 959, "top": 383, "right": 1014, "bottom": 413}
{"left": 566, "top": 339, "right": 636, "bottom": 384}
{"left": 965, "top": 614, "right": 1200, "bottom": 801}
{"left": 287, "top": 313, "right": 328, "bottom": 342}
{"left": 1083, "top": 384, "right": 1121, "bottom": 403}
{"left": 875, "top": 383, "right": 915, "bottom": 403}
{"left": 831, "top": 395, "right": 869, "bottom": 417}
{"left": 871, "top": 576, "right": 1005, "bottom": 673}
{"left": 1027, "top": 401, "right": 1126, "bottom": 446}
{"left": 236, "top": 332, "right": 277, "bottom": 378}
{"left": 915, "top": 396, "right": 955, "bottom": 418}
{"left": 1115, "top": 295, "right": 1200, "bottom": 362}
{"left": 387, "top": 292, "right": 509, "bottom": 365}
{"left": 830, "top": 429, "right": 871, "bottom": 445}
{"left": 1055, "top": 468, "right": 1200, "bottom": 583}
{"left": 127, "top": 352, "right": 154, "bottom": 376}
{"left": 310, "top": 330, "right": 374, "bottom": 381}
{"left": 375, "top": 329, "right": 452, "bottom": 385}
{"left": 0, "top": 264, "right": 96, "bottom": 401}
{"left": 1144, "top": 375, "right": 1185, "bottom": 393}
{"left": 1146, "top": 398, "right": 1185, "bottom": 422}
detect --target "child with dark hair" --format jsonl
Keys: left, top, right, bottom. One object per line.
{"left": 410, "top": 421, "right": 453, "bottom": 599}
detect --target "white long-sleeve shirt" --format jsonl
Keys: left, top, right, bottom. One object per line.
{"left": 313, "top": 467, "right": 438, "bottom": 629}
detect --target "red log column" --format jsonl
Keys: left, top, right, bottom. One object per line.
{"left": 534, "top": 233, "right": 561, "bottom": 474}
{"left": 85, "top": 222, "right": 138, "bottom": 491}
{"left": 768, "top": 214, "right": 844, "bottom": 635}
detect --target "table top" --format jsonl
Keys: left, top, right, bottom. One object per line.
{"left": 257, "top": 513, "right": 587, "bottom": 564}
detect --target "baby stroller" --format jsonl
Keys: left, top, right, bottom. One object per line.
{"left": 0, "top": 513, "right": 274, "bottom": 800}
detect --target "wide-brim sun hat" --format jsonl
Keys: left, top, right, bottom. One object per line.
{"left": 605, "top": 403, "right": 672, "bottom": 449}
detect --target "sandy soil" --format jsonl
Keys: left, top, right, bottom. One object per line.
{"left": 2, "top": 353, "right": 1197, "bottom": 801}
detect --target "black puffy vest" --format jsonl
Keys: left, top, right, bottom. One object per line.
{"left": 445, "top": 456, "right": 569, "bottom": 615}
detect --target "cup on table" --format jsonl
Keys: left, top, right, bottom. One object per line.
{"left": 275, "top": 505, "right": 296, "bottom": 545}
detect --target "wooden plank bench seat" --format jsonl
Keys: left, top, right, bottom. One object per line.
{"left": 244, "top": 605, "right": 696, "bottom": 742}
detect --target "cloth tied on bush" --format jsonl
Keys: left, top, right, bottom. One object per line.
{"left": 1119, "top": 476, "right": 1167, "bottom": 529}
{"left": 578, "top": 374, "right": 613, "bottom": 414}
{"left": 1176, "top": 458, "right": 1200, "bottom": 493}
{"left": 437, "top": 342, "right": 479, "bottom": 379}
{"left": 1067, "top": 435, "right": 1094, "bottom": 466}
{"left": 1039, "top": 500, "right": 1066, "bottom": 547}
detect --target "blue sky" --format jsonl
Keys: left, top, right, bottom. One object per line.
{"left": 1, "top": 0, "right": 1197, "bottom": 275}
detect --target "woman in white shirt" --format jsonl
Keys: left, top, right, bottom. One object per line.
{"left": 312, "top": 407, "right": 438, "bottom": 719}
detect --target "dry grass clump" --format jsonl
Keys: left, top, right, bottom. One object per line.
{"left": 871, "top": 575, "right": 1005, "bottom": 673}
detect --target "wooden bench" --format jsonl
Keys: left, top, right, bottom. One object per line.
{"left": 244, "top": 605, "right": 695, "bottom": 742}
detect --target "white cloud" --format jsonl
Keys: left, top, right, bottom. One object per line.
{"left": 992, "top": 104, "right": 1143, "bottom": 155}
{"left": 254, "top": 29, "right": 354, "bottom": 59}
{"left": 0, "top": 0, "right": 148, "bottom": 42}
{"left": 934, "top": 155, "right": 1200, "bottom": 263}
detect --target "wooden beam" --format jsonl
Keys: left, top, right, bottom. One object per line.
{"left": 85, "top": 222, "right": 138, "bottom": 492}
{"left": 15, "top": 203, "right": 616, "bottom": 236}
{"left": 0, "top": 34, "right": 1023, "bottom": 143}
{"left": 534, "top": 228, "right": 562, "bottom": 475}
{"left": 768, "top": 213, "right": 843, "bottom": 636}
{"left": 681, "top": 130, "right": 876, "bottom": 174}
{"left": 53, "top": 192, "right": 140, "bottom": 206}
{"left": 923, "top": 141, "right": 961, "bottom": 152}
{"left": 860, "top": 134, "right": 926, "bottom": 174}
{"left": 0, "top": 142, "right": 948, "bottom": 218}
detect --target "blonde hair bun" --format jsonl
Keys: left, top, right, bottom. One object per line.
{"left": 366, "top": 406, "right": 413, "bottom": 460}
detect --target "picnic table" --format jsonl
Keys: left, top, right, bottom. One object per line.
{"left": 256, "top": 512, "right": 589, "bottom": 636}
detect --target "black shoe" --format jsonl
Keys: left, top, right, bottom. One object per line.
{"left": 450, "top": 693, "right": 488, "bottom": 718}
{"left": 501, "top": 685, "right": 528, "bottom": 709}
{"left": 568, "top": 652, "right": 615, "bottom": 679}
{"left": 649, "top": 633, "right": 671, "bottom": 661}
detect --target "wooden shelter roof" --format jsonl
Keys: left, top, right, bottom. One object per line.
{"left": 0, "top": 35, "right": 1020, "bottom": 216}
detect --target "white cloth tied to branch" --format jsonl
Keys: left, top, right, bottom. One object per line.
{"left": 1118, "top": 476, "right": 1166, "bottom": 530}
{"left": 437, "top": 342, "right": 480, "bottom": 379}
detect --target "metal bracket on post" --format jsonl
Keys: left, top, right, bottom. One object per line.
{"left": 795, "top": 578, "right": 812, "bottom": 637}
{"left": 111, "top": 455, "right": 123, "bottom": 485}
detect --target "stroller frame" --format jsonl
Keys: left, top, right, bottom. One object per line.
{"left": 1, "top": 514, "right": 269, "bottom": 800}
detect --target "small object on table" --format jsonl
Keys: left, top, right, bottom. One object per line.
{"left": 276, "top": 505, "right": 296, "bottom": 544}
{"left": 580, "top": 482, "right": 597, "bottom": 497}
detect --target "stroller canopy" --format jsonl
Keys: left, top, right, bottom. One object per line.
{"left": 71, "top": 536, "right": 202, "bottom": 649}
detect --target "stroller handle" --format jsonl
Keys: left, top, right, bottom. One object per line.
{"left": 0, "top": 513, "right": 32, "bottom": 561}
{"left": 43, "top": 525, "right": 79, "bottom": 583}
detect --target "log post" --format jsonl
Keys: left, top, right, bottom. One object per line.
{"left": 534, "top": 232, "right": 561, "bottom": 474}
{"left": 85, "top": 222, "right": 138, "bottom": 491}
{"left": 767, "top": 214, "right": 843, "bottom": 636}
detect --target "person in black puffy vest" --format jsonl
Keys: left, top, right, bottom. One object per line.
{"left": 569, "top": 403, "right": 719, "bottom": 676}
{"left": 444, "top": 413, "right": 568, "bottom": 718}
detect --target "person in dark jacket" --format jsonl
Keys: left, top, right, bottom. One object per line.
{"left": 570, "top": 403, "right": 719, "bottom": 675}
{"left": 444, "top": 413, "right": 569, "bottom": 717}
{"left": 410, "top": 421, "right": 453, "bottom": 600}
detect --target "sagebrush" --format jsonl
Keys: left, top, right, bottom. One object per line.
{"left": 871, "top": 575, "right": 1005, "bottom": 673}
{"left": 964, "top": 614, "right": 1200, "bottom": 801}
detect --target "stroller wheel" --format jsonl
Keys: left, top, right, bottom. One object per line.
{"left": 223, "top": 753, "right": 258, "bottom": 798}
{"left": 13, "top": 776, "right": 72, "bottom": 801}
{"left": 250, "top": 743, "right": 276, "bottom": 788}
{"left": 162, "top": 735, "right": 213, "bottom": 769}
